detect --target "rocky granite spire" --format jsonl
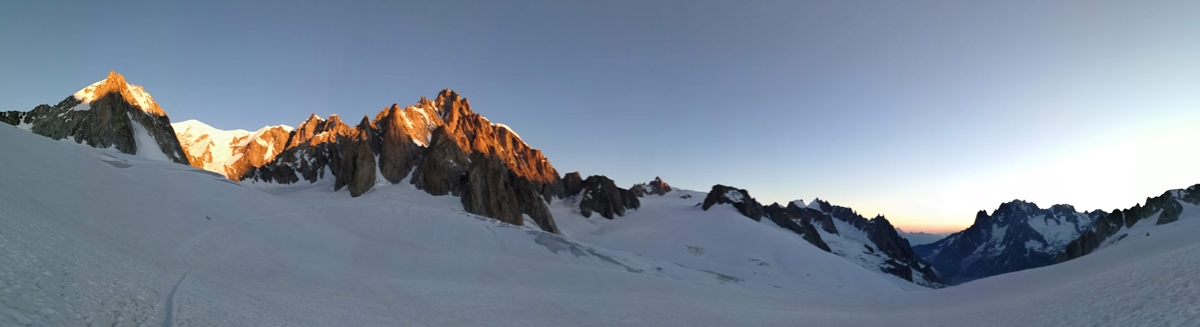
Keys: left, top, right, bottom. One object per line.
{"left": 239, "top": 89, "right": 564, "bottom": 234}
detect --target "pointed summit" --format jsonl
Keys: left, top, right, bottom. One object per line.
{"left": 73, "top": 71, "right": 164, "bottom": 116}
{"left": 106, "top": 70, "right": 126, "bottom": 85}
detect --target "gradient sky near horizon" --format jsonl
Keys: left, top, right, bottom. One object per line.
{"left": 3, "top": 1, "right": 1199, "bottom": 233}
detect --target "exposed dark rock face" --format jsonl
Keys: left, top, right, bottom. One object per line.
{"left": 374, "top": 104, "right": 424, "bottom": 183}
{"left": 701, "top": 184, "right": 764, "bottom": 221}
{"left": 4, "top": 71, "right": 190, "bottom": 165}
{"left": 621, "top": 188, "right": 641, "bottom": 211}
{"left": 513, "top": 177, "right": 559, "bottom": 234}
{"left": 866, "top": 215, "right": 923, "bottom": 280}
{"left": 764, "top": 203, "right": 831, "bottom": 252}
{"left": 334, "top": 117, "right": 377, "bottom": 197}
{"left": 462, "top": 152, "right": 523, "bottom": 225}
{"left": 786, "top": 202, "right": 838, "bottom": 235}
{"left": 561, "top": 172, "right": 584, "bottom": 197}
{"left": 578, "top": 175, "right": 639, "bottom": 219}
{"left": 409, "top": 127, "right": 469, "bottom": 196}
{"left": 0, "top": 111, "right": 25, "bottom": 127}
{"left": 631, "top": 177, "right": 672, "bottom": 197}
{"left": 914, "top": 200, "right": 1103, "bottom": 285}
{"left": 1056, "top": 185, "right": 1200, "bottom": 263}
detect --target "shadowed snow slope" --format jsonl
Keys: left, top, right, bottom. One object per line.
{"left": 1, "top": 123, "right": 1198, "bottom": 326}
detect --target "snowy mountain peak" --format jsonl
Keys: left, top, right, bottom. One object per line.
{"left": 72, "top": 71, "right": 164, "bottom": 116}
{"left": 790, "top": 199, "right": 806, "bottom": 208}
{"left": 808, "top": 198, "right": 829, "bottom": 211}
{"left": 916, "top": 199, "right": 1103, "bottom": 284}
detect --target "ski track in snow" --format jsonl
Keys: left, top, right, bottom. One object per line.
{"left": 162, "top": 208, "right": 310, "bottom": 327}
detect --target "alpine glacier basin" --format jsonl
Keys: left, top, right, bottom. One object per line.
{"left": 2, "top": 124, "right": 1199, "bottom": 326}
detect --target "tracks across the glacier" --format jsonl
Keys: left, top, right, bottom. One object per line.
{"left": 159, "top": 208, "right": 309, "bottom": 327}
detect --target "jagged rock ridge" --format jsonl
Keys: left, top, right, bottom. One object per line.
{"left": 570, "top": 175, "right": 640, "bottom": 219}
{"left": 1056, "top": 184, "right": 1200, "bottom": 263}
{"left": 698, "top": 186, "right": 940, "bottom": 286}
{"left": 1, "top": 71, "right": 189, "bottom": 165}
{"left": 631, "top": 177, "right": 672, "bottom": 197}
{"left": 240, "top": 90, "right": 562, "bottom": 233}
{"left": 801, "top": 198, "right": 942, "bottom": 286}
{"left": 914, "top": 200, "right": 1104, "bottom": 285}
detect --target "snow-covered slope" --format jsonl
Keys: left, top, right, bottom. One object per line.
{"left": 798, "top": 198, "right": 943, "bottom": 287}
{"left": 3, "top": 123, "right": 1198, "bottom": 326}
{"left": 172, "top": 119, "right": 293, "bottom": 179}
{"left": 1057, "top": 186, "right": 1200, "bottom": 263}
{"left": 550, "top": 189, "right": 916, "bottom": 292}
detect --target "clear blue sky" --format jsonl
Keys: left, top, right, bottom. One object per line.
{"left": 3, "top": 1, "right": 1199, "bottom": 232}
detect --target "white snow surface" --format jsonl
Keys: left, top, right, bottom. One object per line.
{"left": 1027, "top": 211, "right": 1096, "bottom": 250}
{"left": 126, "top": 113, "right": 172, "bottom": 162}
{"left": 723, "top": 189, "right": 744, "bottom": 203}
{"left": 2, "top": 124, "right": 1199, "bottom": 326}
{"left": 494, "top": 123, "right": 520, "bottom": 139}
{"left": 172, "top": 119, "right": 292, "bottom": 176}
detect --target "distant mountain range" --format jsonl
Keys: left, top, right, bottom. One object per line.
{"left": 914, "top": 201, "right": 1105, "bottom": 284}
{"left": 5, "top": 71, "right": 1198, "bottom": 290}
{"left": 896, "top": 229, "right": 951, "bottom": 246}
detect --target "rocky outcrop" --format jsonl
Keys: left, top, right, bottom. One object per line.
{"left": 409, "top": 127, "right": 469, "bottom": 196}
{"left": 334, "top": 117, "right": 377, "bottom": 197}
{"left": 577, "top": 175, "right": 640, "bottom": 219}
{"left": 462, "top": 152, "right": 523, "bottom": 225}
{"left": 803, "top": 198, "right": 942, "bottom": 286}
{"left": 1056, "top": 185, "right": 1200, "bottom": 263}
{"left": 785, "top": 201, "right": 839, "bottom": 235}
{"left": 374, "top": 104, "right": 424, "bottom": 183}
{"left": 561, "top": 172, "right": 584, "bottom": 198}
{"left": 513, "top": 177, "right": 559, "bottom": 234}
{"left": 1, "top": 111, "right": 25, "bottom": 127}
{"left": 631, "top": 177, "right": 672, "bottom": 197}
{"left": 764, "top": 203, "right": 831, "bottom": 252}
{"left": 4, "top": 71, "right": 190, "bottom": 165}
{"left": 701, "top": 184, "right": 764, "bottom": 220}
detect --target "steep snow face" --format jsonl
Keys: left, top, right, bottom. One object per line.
{"left": 3, "top": 124, "right": 1200, "bottom": 326}
{"left": 127, "top": 113, "right": 171, "bottom": 162}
